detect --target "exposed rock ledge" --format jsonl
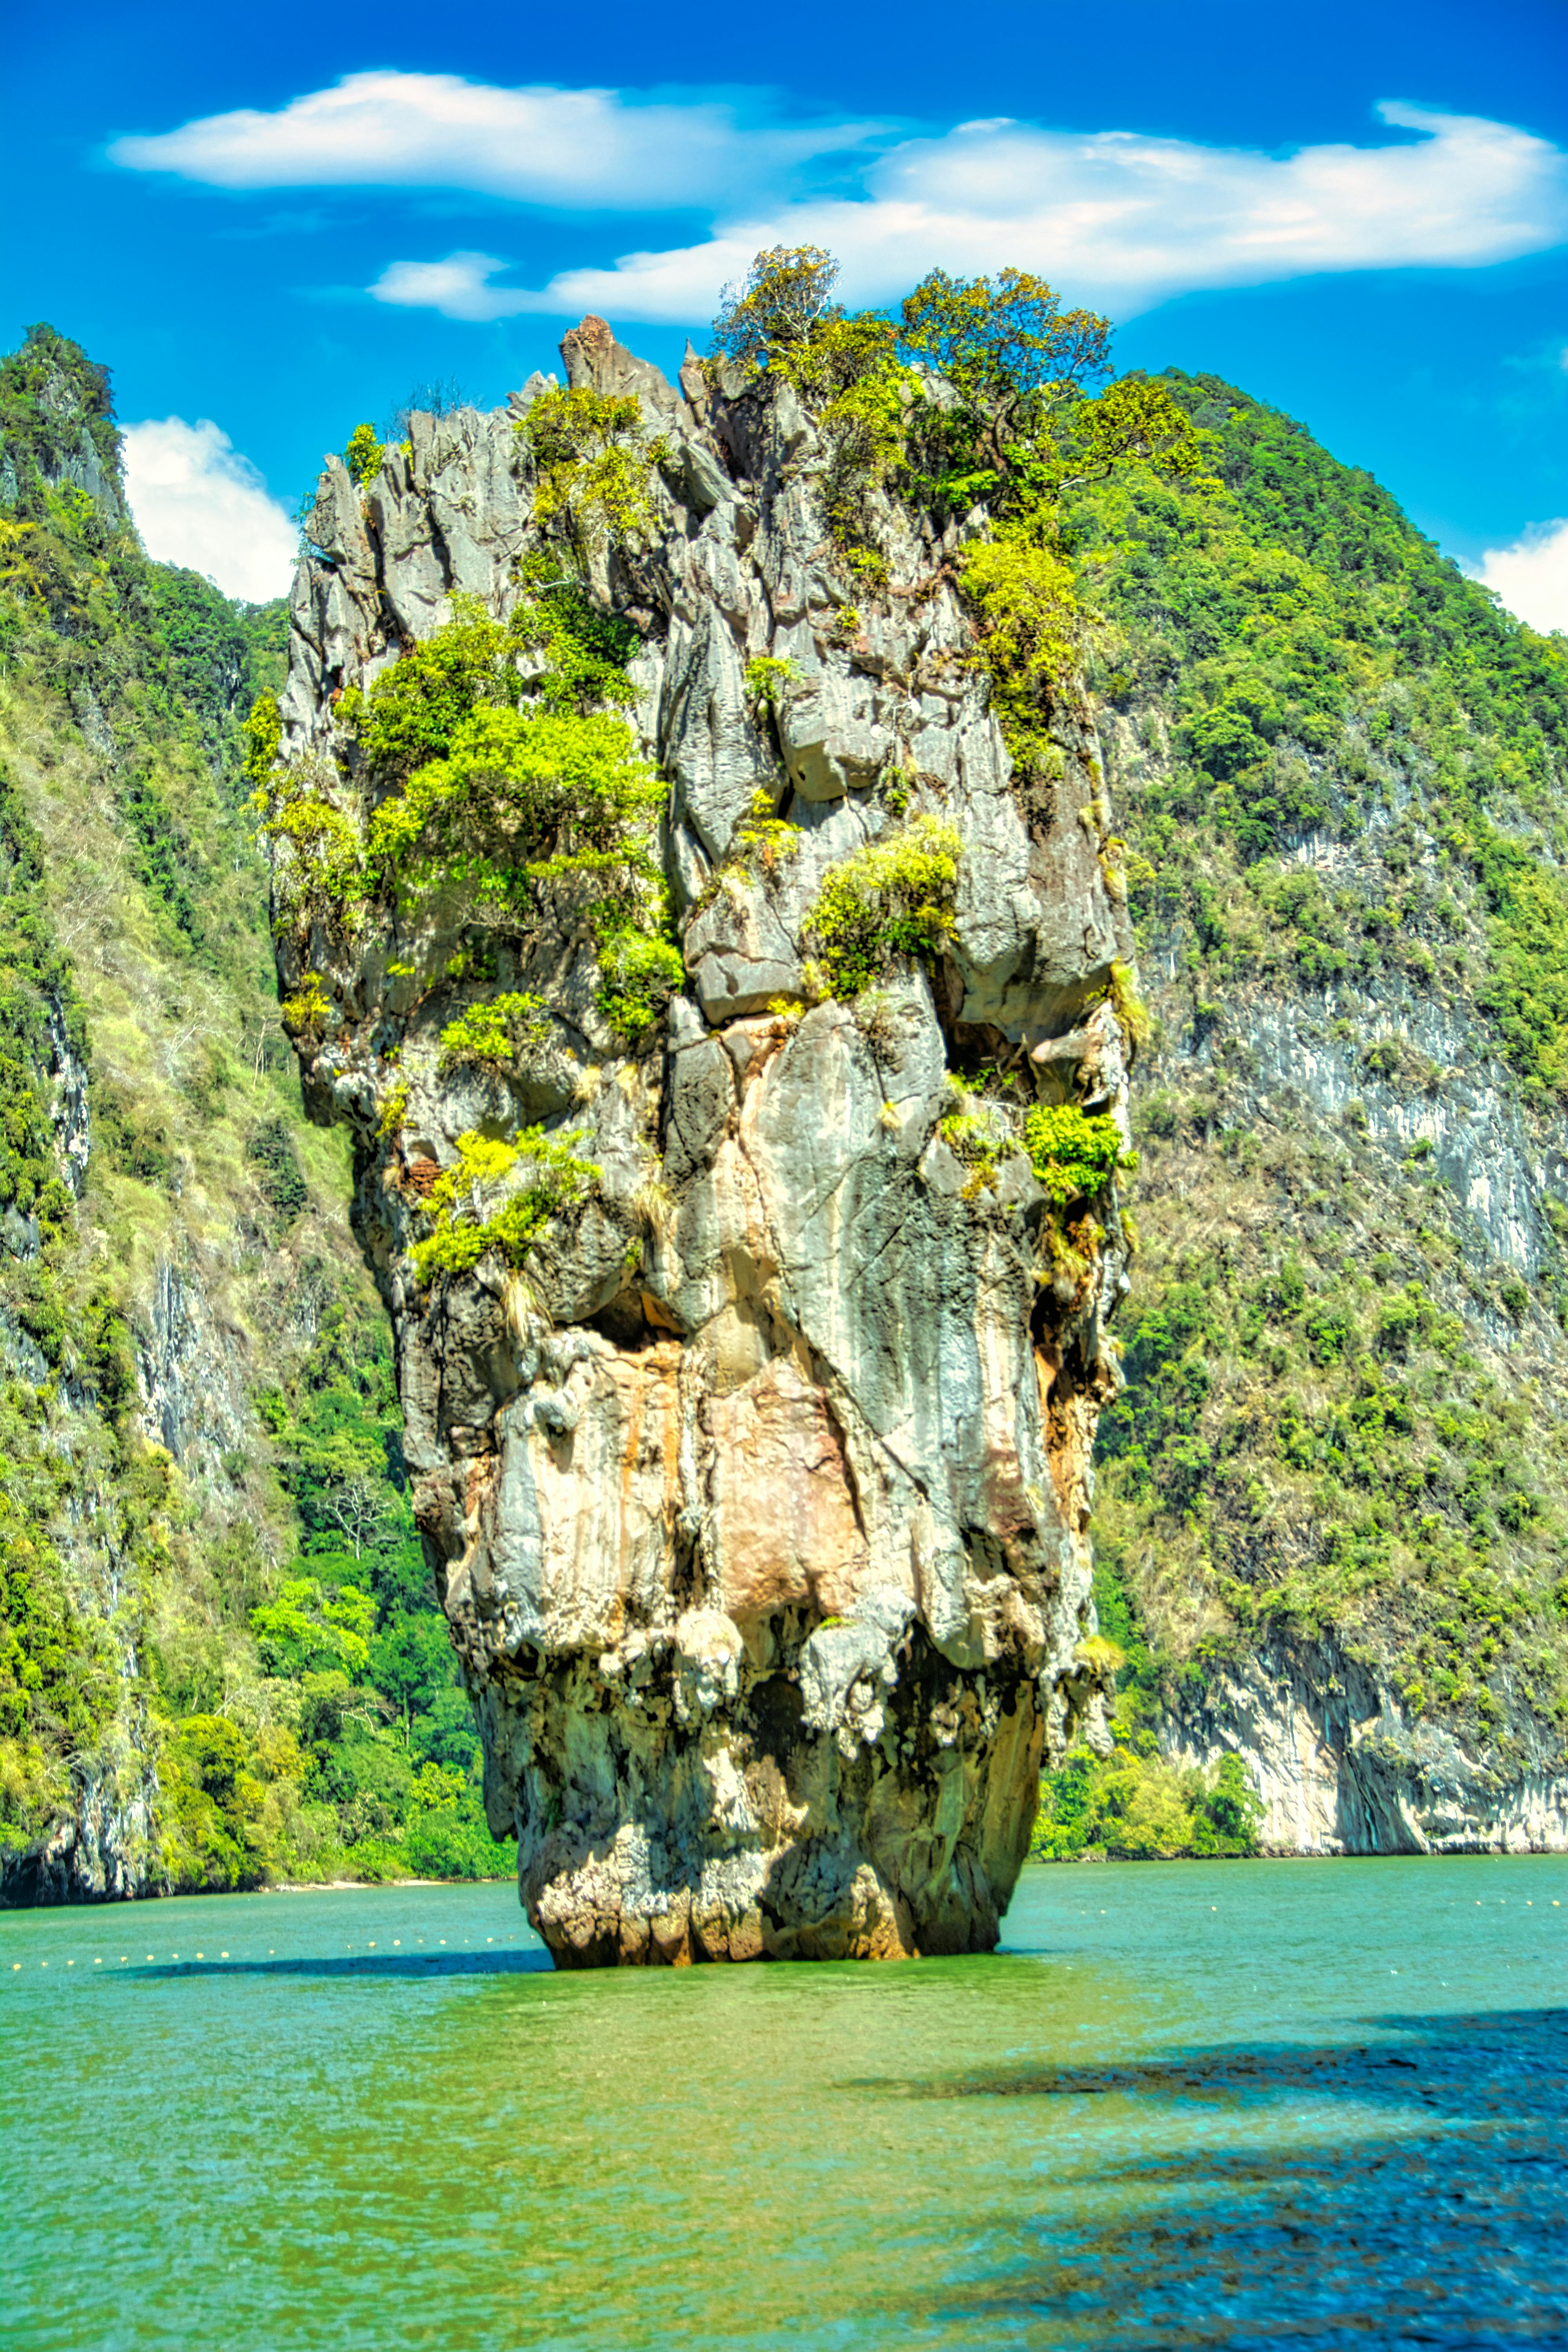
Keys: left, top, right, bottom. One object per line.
{"left": 273, "top": 322, "right": 1137, "bottom": 1963}
{"left": 1165, "top": 1634, "right": 1568, "bottom": 1855}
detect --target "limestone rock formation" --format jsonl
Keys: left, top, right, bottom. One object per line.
{"left": 272, "top": 324, "right": 1137, "bottom": 1963}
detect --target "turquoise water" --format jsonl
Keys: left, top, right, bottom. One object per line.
{"left": 4, "top": 1855, "right": 1567, "bottom": 2349}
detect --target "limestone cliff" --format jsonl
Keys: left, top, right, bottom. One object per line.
{"left": 271, "top": 322, "right": 1137, "bottom": 1962}
{"left": 1053, "top": 373, "right": 1568, "bottom": 1860}
{"left": 0, "top": 326, "right": 458, "bottom": 1907}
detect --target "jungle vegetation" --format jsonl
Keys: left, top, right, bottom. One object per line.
{"left": 1056, "top": 373, "right": 1568, "bottom": 1810}
{"left": 0, "top": 325, "right": 509, "bottom": 1893}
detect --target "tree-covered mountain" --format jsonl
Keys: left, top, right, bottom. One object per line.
{"left": 1038, "top": 374, "right": 1568, "bottom": 1854}
{"left": 7, "top": 289, "right": 1568, "bottom": 1906}
{"left": 0, "top": 326, "right": 508, "bottom": 1900}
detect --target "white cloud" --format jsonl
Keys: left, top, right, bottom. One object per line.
{"left": 110, "top": 73, "right": 1568, "bottom": 329}
{"left": 1477, "top": 518, "right": 1568, "bottom": 635}
{"left": 122, "top": 418, "right": 296, "bottom": 602}
{"left": 109, "top": 71, "right": 879, "bottom": 212}
{"left": 368, "top": 251, "right": 535, "bottom": 323}
{"left": 475, "top": 102, "right": 1568, "bottom": 323}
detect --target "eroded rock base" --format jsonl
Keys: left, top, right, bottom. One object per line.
{"left": 482, "top": 1628, "right": 1044, "bottom": 1965}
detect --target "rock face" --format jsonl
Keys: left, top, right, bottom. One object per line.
{"left": 1163, "top": 1632, "right": 1568, "bottom": 1855}
{"left": 274, "top": 325, "right": 1137, "bottom": 1963}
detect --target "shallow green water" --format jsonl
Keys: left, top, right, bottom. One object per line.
{"left": 4, "top": 1855, "right": 1567, "bottom": 2350}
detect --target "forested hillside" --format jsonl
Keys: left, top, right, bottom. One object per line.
{"left": 8, "top": 287, "right": 1568, "bottom": 1898}
{"left": 0, "top": 326, "right": 506, "bottom": 1899}
{"left": 1038, "top": 376, "right": 1568, "bottom": 1854}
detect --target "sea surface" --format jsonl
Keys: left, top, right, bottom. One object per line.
{"left": 4, "top": 1854, "right": 1566, "bottom": 2350}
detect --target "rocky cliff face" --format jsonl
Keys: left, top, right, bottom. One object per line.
{"left": 1162, "top": 1630, "right": 1568, "bottom": 1854}
{"left": 1059, "top": 374, "right": 1568, "bottom": 1860}
{"left": 1121, "top": 802, "right": 1568, "bottom": 1857}
{"left": 274, "top": 322, "right": 1137, "bottom": 1963}
{"left": 0, "top": 325, "right": 428, "bottom": 1907}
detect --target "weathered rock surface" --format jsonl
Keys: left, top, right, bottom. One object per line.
{"left": 1162, "top": 1631, "right": 1568, "bottom": 1854}
{"left": 274, "top": 324, "right": 1137, "bottom": 1963}
{"left": 1098, "top": 679, "right": 1568, "bottom": 1854}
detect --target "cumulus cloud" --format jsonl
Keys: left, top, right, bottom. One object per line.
{"left": 122, "top": 418, "right": 296, "bottom": 602}
{"left": 109, "top": 71, "right": 880, "bottom": 212}
{"left": 1477, "top": 519, "right": 1568, "bottom": 635}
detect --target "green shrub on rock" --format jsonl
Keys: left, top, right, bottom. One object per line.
{"left": 1023, "top": 1102, "right": 1134, "bottom": 1202}
{"left": 521, "top": 385, "right": 666, "bottom": 559}
{"left": 806, "top": 816, "right": 962, "bottom": 997}
{"left": 438, "top": 993, "right": 551, "bottom": 1074}
{"left": 344, "top": 424, "right": 384, "bottom": 488}
{"left": 365, "top": 705, "right": 661, "bottom": 911}
{"left": 410, "top": 1127, "right": 599, "bottom": 1287}
{"left": 343, "top": 598, "right": 521, "bottom": 780}
{"left": 595, "top": 924, "right": 684, "bottom": 1044}
{"left": 961, "top": 536, "right": 1079, "bottom": 777}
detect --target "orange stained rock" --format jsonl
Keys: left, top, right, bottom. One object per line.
{"left": 707, "top": 1356, "right": 871, "bottom": 1624}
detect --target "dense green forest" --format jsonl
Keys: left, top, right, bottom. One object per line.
{"left": 0, "top": 324, "right": 508, "bottom": 1895}
{"left": 1036, "top": 375, "right": 1568, "bottom": 1855}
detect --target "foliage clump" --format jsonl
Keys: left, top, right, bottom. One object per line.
{"left": 247, "top": 1114, "right": 309, "bottom": 1227}
{"left": 805, "top": 817, "right": 962, "bottom": 998}
{"left": 1034, "top": 1739, "right": 1263, "bottom": 1860}
{"left": 255, "top": 581, "right": 680, "bottom": 1041}
{"left": 344, "top": 424, "right": 384, "bottom": 488}
{"left": 364, "top": 704, "right": 659, "bottom": 902}
{"left": 960, "top": 537, "right": 1079, "bottom": 773}
{"left": 712, "top": 246, "right": 843, "bottom": 374}
{"left": 743, "top": 653, "right": 804, "bottom": 710}
{"left": 520, "top": 386, "right": 666, "bottom": 561}
{"left": 709, "top": 246, "right": 1209, "bottom": 735}
{"left": 1031, "top": 1563, "right": 1262, "bottom": 1859}
{"left": 343, "top": 598, "right": 523, "bottom": 781}
{"left": 938, "top": 1101, "right": 1013, "bottom": 1194}
{"left": 593, "top": 924, "right": 685, "bottom": 1043}
{"left": 1023, "top": 1102, "right": 1134, "bottom": 1202}
{"left": 410, "top": 1125, "right": 599, "bottom": 1287}
{"left": 437, "top": 993, "right": 551, "bottom": 1074}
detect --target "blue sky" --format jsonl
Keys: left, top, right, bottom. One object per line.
{"left": 6, "top": 0, "right": 1566, "bottom": 621}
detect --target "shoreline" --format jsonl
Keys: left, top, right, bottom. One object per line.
{"left": 0, "top": 1872, "right": 515, "bottom": 1914}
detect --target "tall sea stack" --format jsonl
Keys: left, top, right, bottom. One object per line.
{"left": 269, "top": 321, "right": 1137, "bottom": 1963}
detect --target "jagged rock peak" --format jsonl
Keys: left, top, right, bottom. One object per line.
{"left": 270, "top": 320, "right": 1139, "bottom": 1965}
